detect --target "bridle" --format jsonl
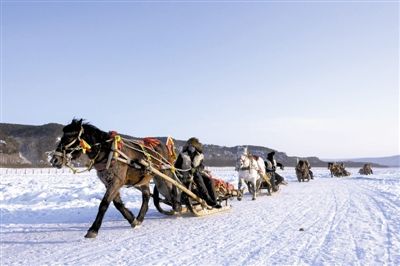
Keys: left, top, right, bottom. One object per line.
{"left": 53, "top": 127, "right": 84, "bottom": 162}
{"left": 52, "top": 126, "right": 102, "bottom": 173}
{"left": 237, "top": 154, "right": 254, "bottom": 171}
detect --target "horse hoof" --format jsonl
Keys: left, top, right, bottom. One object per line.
{"left": 237, "top": 197, "right": 242, "bottom": 201}
{"left": 84, "top": 231, "right": 98, "bottom": 238}
{"left": 131, "top": 220, "right": 142, "bottom": 228}
{"left": 252, "top": 198, "right": 256, "bottom": 201}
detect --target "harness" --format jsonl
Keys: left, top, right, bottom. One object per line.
{"left": 53, "top": 127, "right": 105, "bottom": 174}
{"left": 54, "top": 128, "right": 191, "bottom": 176}
{"left": 238, "top": 154, "right": 257, "bottom": 172}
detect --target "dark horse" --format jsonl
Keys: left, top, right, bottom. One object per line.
{"left": 50, "top": 119, "right": 179, "bottom": 238}
{"left": 359, "top": 163, "right": 373, "bottom": 175}
{"left": 296, "top": 160, "right": 312, "bottom": 182}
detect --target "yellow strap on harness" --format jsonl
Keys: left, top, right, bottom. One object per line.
{"left": 113, "top": 135, "right": 122, "bottom": 158}
{"left": 80, "top": 139, "right": 92, "bottom": 154}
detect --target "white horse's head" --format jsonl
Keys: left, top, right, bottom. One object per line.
{"left": 236, "top": 149, "right": 252, "bottom": 170}
{"left": 239, "top": 154, "right": 250, "bottom": 169}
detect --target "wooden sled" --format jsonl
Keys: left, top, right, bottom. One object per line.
{"left": 140, "top": 159, "right": 232, "bottom": 217}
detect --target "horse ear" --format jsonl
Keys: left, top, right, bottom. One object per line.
{"left": 77, "top": 119, "right": 83, "bottom": 126}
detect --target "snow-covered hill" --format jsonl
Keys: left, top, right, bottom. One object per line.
{"left": 1, "top": 167, "right": 399, "bottom": 265}
{"left": 348, "top": 155, "right": 400, "bottom": 167}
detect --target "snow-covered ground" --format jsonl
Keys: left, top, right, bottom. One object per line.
{"left": 1, "top": 167, "right": 399, "bottom": 265}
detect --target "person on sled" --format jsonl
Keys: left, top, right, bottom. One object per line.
{"left": 265, "top": 151, "right": 288, "bottom": 191}
{"left": 175, "top": 137, "right": 221, "bottom": 209}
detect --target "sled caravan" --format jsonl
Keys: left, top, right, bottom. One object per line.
{"left": 50, "top": 119, "right": 369, "bottom": 238}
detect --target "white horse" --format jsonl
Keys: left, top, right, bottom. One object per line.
{"left": 236, "top": 148, "right": 266, "bottom": 200}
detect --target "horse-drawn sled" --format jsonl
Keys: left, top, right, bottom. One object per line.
{"left": 236, "top": 147, "right": 276, "bottom": 200}
{"left": 151, "top": 166, "right": 240, "bottom": 217}
{"left": 50, "top": 119, "right": 240, "bottom": 238}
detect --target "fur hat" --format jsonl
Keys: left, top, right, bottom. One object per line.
{"left": 267, "top": 151, "right": 275, "bottom": 160}
{"left": 183, "top": 137, "right": 203, "bottom": 153}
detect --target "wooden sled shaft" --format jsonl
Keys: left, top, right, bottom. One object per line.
{"left": 138, "top": 159, "right": 209, "bottom": 208}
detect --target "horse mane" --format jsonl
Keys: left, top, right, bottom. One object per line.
{"left": 82, "top": 121, "right": 103, "bottom": 134}
{"left": 65, "top": 119, "right": 109, "bottom": 142}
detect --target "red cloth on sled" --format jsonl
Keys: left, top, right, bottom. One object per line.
{"left": 142, "top": 137, "right": 161, "bottom": 149}
{"left": 209, "top": 176, "right": 235, "bottom": 196}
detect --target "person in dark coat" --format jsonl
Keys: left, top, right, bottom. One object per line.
{"left": 265, "top": 151, "right": 287, "bottom": 191}
{"left": 175, "top": 137, "right": 220, "bottom": 208}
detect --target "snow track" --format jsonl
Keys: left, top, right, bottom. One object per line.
{"left": 1, "top": 167, "right": 399, "bottom": 265}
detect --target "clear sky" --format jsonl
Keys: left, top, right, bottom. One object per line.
{"left": 1, "top": 0, "right": 399, "bottom": 159}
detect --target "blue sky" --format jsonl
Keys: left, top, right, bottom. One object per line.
{"left": 1, "top": 1, "right": 399, "bottom": 158}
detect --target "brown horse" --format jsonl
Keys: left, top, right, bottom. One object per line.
{"left": 50, "top": 119, "right": 179, "bottom": 238}
{"left": 359, "top": 164, "right": 373, "bottom": 175}
{"left": 296, "top": 160, "right": 312, "bottom": 182}
{"left": 328, "top": 162, "right": 351, "bottom": 177}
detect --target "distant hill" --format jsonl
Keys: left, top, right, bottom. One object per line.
{"left": 0, "top": 123, "right": 63, "bottom": 167}
{"left": 347, "top": 155, "right": 400, "bottom": 167}
{"left": 0, "top": 122, "right": 388, "bottom": 168}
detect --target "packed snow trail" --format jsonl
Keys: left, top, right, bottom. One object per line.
{"left": 1, "top": 168, "right": 399, "bottom": 265}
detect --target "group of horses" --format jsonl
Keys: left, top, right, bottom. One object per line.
{"left": 327, "top": 162, "right": 374, "bottom": 177}
{"left": 50, "top": 119, "right": 374, "bottom": 238}
{"left": 51, "top": 119, "right": 274, "bottom": 238}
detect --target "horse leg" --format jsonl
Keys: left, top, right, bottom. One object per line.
{"left": 270, "top": 172, "right": 278, "bottom": 192}
{"left": 252, "top": 177, "right": 256, "bottom": 200}
{"left": 237, "top": 176, "right": 243, "bottom": 201}
{"left": 85, "top": 182, "right": 121, "bottom": 238}
{"left": 132, "top": 184, "right": 151, "bottom": 227}
{"left": 113, "top": 192, "right": 135, "bottom": 225}
{"left": 266, "top": 182, "right": 272, "bottom": 196}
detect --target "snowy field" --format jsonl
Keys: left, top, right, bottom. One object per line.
{"left": 1, "top": 167, "right": 399, "bottom": 265}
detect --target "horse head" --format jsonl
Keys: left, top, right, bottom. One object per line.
{"left": 50, "top": 119, "right": 108, "bottom": 169}
{"left": 50, "top": 119, "right": 86, "bottom": 168}
{"left": 237, "top": 154, "right": 248, "bottom": 170}
{"left": 237, "top": 147, "right": 254, "bottom": 171}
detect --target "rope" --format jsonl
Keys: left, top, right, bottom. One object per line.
{"left": 64, "top": 144, "right": 102, "bottom": 174}
{"left": 120, "top": 137, "right": 191, "bottom": 173}
{"left": 58, "top": 131, "right": 191, "bottom": 174}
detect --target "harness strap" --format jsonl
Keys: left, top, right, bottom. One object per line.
{"left": 64, "top": 127, "right": 84, "bottom": 149}
{"left": 106, "top": 135, "right": 123, "bottom": 169}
